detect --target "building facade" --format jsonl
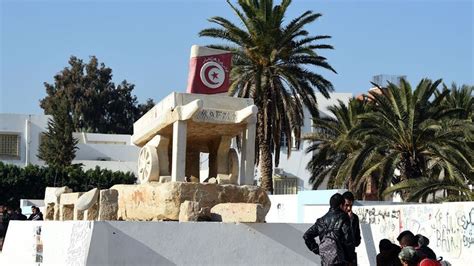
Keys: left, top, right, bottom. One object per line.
{"left": 0, "top": 113, "right": 139, "bottom": 175}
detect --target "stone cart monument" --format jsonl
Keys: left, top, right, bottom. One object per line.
{"left": 39, "top": 91, "right": 269, "bottom": 222}
{"left": 133, "top": 92, "right": 257, "bottom": 185}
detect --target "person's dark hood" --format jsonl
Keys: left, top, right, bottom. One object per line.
{"left": 417, "top": 234, "right": 430, "bottom": 247}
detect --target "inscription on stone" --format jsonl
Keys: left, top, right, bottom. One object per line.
{"left": 194, "top": 109, "right": 237, "bottom": 123}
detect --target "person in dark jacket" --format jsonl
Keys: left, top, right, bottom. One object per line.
{"left": 376, "top": 239, "right": 402, "bottom": 266}
{"left": 27, "top": 206, "right": 43, "bottom": 221}
{"left": 12, "top": 208, "right": 27, "bottom": 221}
{"left": 342, "top": 191, "right": 361, "bottom": 265}
{"left": 399, "top": 232, "right": 436, "bottom": 261}
{"left": 416, "top": 234, "right": 437, "bottom": 261}
{"left": 303, "top": 193, "right": 355, "bottom": 265}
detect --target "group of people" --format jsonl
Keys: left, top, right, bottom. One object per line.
{"left": 303, "top": 192, "right": 441, "bottom": 266}
{"left": 1, "top": 206, "right": 44, "bottom": 237}
{"left": 378, "top": 231, "right": 439, "bottom": 266}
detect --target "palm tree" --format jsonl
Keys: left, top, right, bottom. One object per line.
{"left": 438, "top": 83, "right": 473, "bottom": 120}
{"left": 199, "top": 0, "right": 336, "bottom": 193}
{"left": 349, "top": 79, "right": 473, "bottom": 201}
{"left": 304, "top": 99, "right": 370, "bottom": 196}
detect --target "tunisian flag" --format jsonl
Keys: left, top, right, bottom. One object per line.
{"left": 186, "top": 45, "right": 232, "bottom": 94}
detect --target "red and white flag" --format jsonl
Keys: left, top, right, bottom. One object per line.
{"left": 186, "top": 45, "right": 232, "bottom": 94}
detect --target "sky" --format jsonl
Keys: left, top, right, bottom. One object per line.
{"left": 1, "top": 0, "right": 473, "bottom": 115}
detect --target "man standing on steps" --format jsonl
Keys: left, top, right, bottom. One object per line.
{"left": 342, "top": 191, "right": 361, "bottom": 266}
{"left": 303, "top": 193, "right": 355, "bottom": 265}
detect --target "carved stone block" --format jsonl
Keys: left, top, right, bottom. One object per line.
{"left": 98, "top": 189, "right": 118, "bottom": 221}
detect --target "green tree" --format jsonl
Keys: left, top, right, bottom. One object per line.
{"left": 137, "top": 98, "right": 156, "bottom": 118}
{"left": 38, "top": 94, "right": 78, "bottom": 168}
{"left": 438, "top": 83, "right": 473, "bottom": 120}
{"left": 200, "top": 0, "right": 336, "bottom": 193}
{"left": 304, "top": 99, "right": 371, "bottom": 197}
{"left": 350, "top": 79, "right": 473, "bottom": 201}
{"left": 0, "top": 162, "right": 135, "bottom": 207}
{"left": 40, "top": 56, "right": 154, "bottom": 134}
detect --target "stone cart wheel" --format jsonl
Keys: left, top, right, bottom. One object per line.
{"left": 138, "top": 145, "right": 159, "bottom": 183}
{"left": 228, "top": 148, "right": 239, "bottom": 181}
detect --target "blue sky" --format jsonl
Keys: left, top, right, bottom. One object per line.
{"left": 1, "top": 0, "right": 473, "bottom": 114}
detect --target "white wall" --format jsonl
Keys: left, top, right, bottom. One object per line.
{"left": 315, "top": 92, "right": 353, "bottom": 116}
{"left": 0, "top": 113, "right": 139, "bottom": 175}
{"left": 75, "top": 144, "right": 139, "bottom": 162}
{"left": 0, "top": 113, "right": 50, "bottom": 166}
{"left": 1, "top": 221, "right": 319, "bottom": 266}
{"left": 266, "top": 194, "right": 298, "bottom": 223}
{"left": 1, "top": 221, "right": 93, "bottom": 266}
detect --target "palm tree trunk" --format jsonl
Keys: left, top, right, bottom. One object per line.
{"left": 399, "top": 153, "right": 424, "bottom": 201}
{"left": 259, "top": 142, "right": 273, "bottom": 194}
{"left": 257, "top": 105, "right": 273, "bottom": 194}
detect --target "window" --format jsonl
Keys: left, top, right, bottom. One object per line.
{"left": 273, "top": 177, "right": 298, "bottom": 195}
{"left": 0, "top": 134, "right": 20, "bottom": 158}
{"left": 280, "top": 132, "right": 298, "bottom": 150}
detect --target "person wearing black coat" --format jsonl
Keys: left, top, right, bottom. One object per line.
{"left": 303, "top": 193, "right": 355, "bottom": 265}
{"left": 342, "top": 191, "right": 361, "bottom": 265}
{"left": 416, "top": 234, "right": 437, "bottom": 261}
{"left": 27, "top": 206, "right": 43, "bottom": 221}
{"left": 376, "top": 239, "right": 402, "bottom": 266}
{"left": 12, "top": 208, "right": 27, "bottom": 221}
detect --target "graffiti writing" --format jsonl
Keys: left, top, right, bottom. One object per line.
{"left": 355, "top": 208, "right": 400, "bottom": 224}
{"left": 341, "top": 203, "right": 472, "bottom": 264}
{"left": 354, "top": 207, "right": 401, "bottom": 236}
{"left": 194, "top": 109, "right": 236, "bottom": 123}
{"left": 457, "top": 208, "right": 474, "bottom": 248}
{"left": 431, "top": 209, "right": 462, "bottom": 254}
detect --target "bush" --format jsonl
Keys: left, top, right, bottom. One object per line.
{"left": 0, "top": 162, "right": 136, "bottom": 207}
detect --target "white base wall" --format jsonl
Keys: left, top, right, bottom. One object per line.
{"left": 4, "top": 201, "right": 470, "bottom": 266}
{"left": 1, "top": 221, "right": 318, "bottom": 266}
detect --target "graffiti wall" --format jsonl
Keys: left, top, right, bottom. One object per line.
{"left": 353, "top": 202, "right": 474, "bottom": 265}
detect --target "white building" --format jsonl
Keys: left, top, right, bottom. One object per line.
{"left": 0, "top": 113, "right": 139, "bottom": 174}
{"left": 1, "top": 92, "right": 351, "bottom": 190}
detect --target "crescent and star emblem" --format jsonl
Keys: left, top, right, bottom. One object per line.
{"left": 199, "top": 61, "right": 226, "bottom": 89}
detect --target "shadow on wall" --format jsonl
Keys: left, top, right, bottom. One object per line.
{"left": 361, "top": 223, "right": 377, "bottom": 265}
{"left": 74, "top": 145, "right": 111, "bottom": 161}
{"left": 87, "top": 223, "right": 176, "bottom": 266}
{"left": 246, "top": 223, "right": 320, "bottom": 264}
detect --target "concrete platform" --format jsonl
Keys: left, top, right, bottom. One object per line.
{"left": 0, "top": 221, "right": 319, "bottom": 265}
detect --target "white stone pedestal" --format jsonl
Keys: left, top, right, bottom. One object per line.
{"left": 1, "top": 221, "right": 318, "bottom": 265}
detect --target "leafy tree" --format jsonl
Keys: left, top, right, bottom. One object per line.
{"left": 437, "top": 83, "right": 473, "bottom": 120}
{"left": 200, "top": 0, "right": 336, "bottom": 193}
{"left": 304, "top": 99, "right": 371, "bottom": 196}
{"left": 305, "top": 79, "right": 473, "bottom": 202}
{"left": 137, "top": 98, "right": 156, "bottom": 118}
{"left": 40, "top": 56, "right": 155, "bottom": 134}
{"left": 349, "top": 79, "right": 473, "bottom": 201}
{"left": 37, "top": 94, "right": 78, "bottom": 168}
